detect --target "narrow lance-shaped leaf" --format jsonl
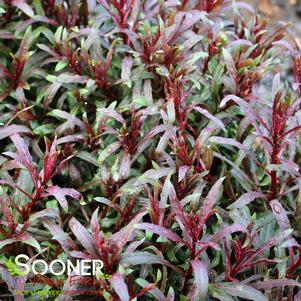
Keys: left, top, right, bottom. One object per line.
{"left": 120, "top": 251, "right": 182, "bottom": 273}
{"left": 191, "top": 260, "right": 209, "bottom": 301}
{"left": 199, "top": 177, "right": 225, "bottom": 228}
{"left": 110, "top": 272, "right": 130, "bottom": 301}
{"left": 42, "top": 218, "right": 78, "bottom": 252}
{"left": 253, "top": 279, "right": 301, "bottom": 290}
{"left": 45, "top": 186, "right": 81, "bottom": 211}
{"left": 213, "top": 283, "right": 268, "bottom": 301}
{"left": 270, "top": 199, "right": 291, "bottom": 230}
{"left": 12, "top": 0, "right": 35, "bottom": 17}
{"left": 109, "top": 211, "right": 146, "bottom": 250}
{"left": 227, "top": 192, "right": 265, "bottom": 210}
{"left": 135, "top": 223, "right": 186, "bottom": 245}
{"left": 193, "top": 106, "right": 225, "bottom": 130}
{"left": 243, "top": 229, "right": 293, "bottom": 266}
{"left": 210, "top": 224, "right": 248, "bottom": 243}
{"left": 69, "top": 217, "right": 98, "bottom": 258}
{"left": 222, "top": 48, "right": 237, "bottom": 84}
{"left": 0, "top": 125, "right": 31, "bottom": 140}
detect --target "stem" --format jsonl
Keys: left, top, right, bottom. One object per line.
{"left": 268, "top": 130, "right": 280, "bottom": 201}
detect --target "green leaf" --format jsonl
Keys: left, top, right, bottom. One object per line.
{"left": 55, "top": 60, "right": 68, "bottom": 72}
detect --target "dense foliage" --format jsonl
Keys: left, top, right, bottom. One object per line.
{"left": 1, "top": 0, "right": 301, "bottom": 300}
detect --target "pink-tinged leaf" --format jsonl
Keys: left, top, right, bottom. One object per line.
{"left": 243, "top": 229, "right": 292, "bottom": 267}
{"left": 121, "top": 57, "right": 133, "bottom": 81}
{"left": 12, "top": 0, "right": 34, "bottom": 17}
{"left": 191, "top": 260, "right": 208, "bottom": 301}
{"left": 253, "top": 279, "right": 301, "bottom": 290}
{"left": 109, "top": 211, "right": 146, "bottom": 250}
{"left": 0, "top": 179, "right": 31, "bottom": 199}
{"left": 178, "top": 165, "right": 190, "bottom": 182}
{"left": 69, "top": 251, "right": 93, "bottom": 259}
{"left": 16, "top": 16, "right": 57, "bottom": 33}
{"left": 69, "top": 217, "right": 98, "bottom": 258}
{"left": 199, "top": 177, "right": 225, "bottom": 228}
{"left": 103, "top": 39, "right": 116, "bottom": 76}
{"left": 228, "top": 39, "right": 253, "bottom": 48}
{"left": 209, "top": 136, "right": 259, "bottom": 162}
{"left": 127, "top": 238, "right": 146, "bottom": 253}
{"left": 119, "top": 152, "right": 131, "bottom": 179}
{"left": 223, "top": 1, "right": 255, "bottom": 13}
{"left": 136, "top": 279, "right": 167, "bottom": 301}
{"left": 160, "top": 175, "right": 176, "bottom": 209}
{"left": 227, "top": 192, "right": 265, "bottom": 210}
{"left": 222, "top": 48, "right": 237, "bottom": 83}
{"left": 272, "top": 40, "right": 297, "bottom": 55}
{"left": 56, "top": 134, "right": 84, "bottom": 145}
{"left": 57, "top": 73, "right": 88, "bottom": 84}
{"left": 270, "top": 199, "right": 291, "bottom": 230}
{"left": 0, "top": 125, "right": 31, "bottom": 140}
{"left": 46, "top": 186, "right": 81, "bottom": 211}
{"left": 50, "top": 110, "right": 86, "bottom": 130}
{"left": 0, "top": 231, "right": 40, "bottom": 250}
{"left": 110, "top": 272, "right": 130, "bottom": 301}
{"left": 210, "top": 224, "right": 248, "bottom": 243}
{"left": 193, "top": 106, "right": 225, "bottom": 130}
{"left": 7, "top": 134, "right": 37, "bottom": 186}
{"left": 294, "top": 290, "right": 301, "bottom": 301}
{"left": 94, "top": 197, "right": 120, "bottom": 212}
{"left": 42, "top": 218, "right": 78, "bottom": 252}
{"left": 90, "top": 208, "right": 100, "bottom": 238}
{"left": 272, "top": 73, "right": 281, "bottom": 100}
{"left": 0, "top": 266, "right": 27, "bottom": 300}
{"left": 196, "top": 241, "right": 220, "bottom": 251}
{"left": 138, "top": 167, "right": 175, "bottom": 183}
{"left": 135, "top": 223, "right": 186, "bottom": 245}
{"left": 97, "top": 108, "right": 125, "bottom": 124}
{"left": 37, "top": 44, "right": 60, "bottom": 58}
{"left": 98, "top": 141, "right": 121, "bottom": 163}
{"left": 213, "top": 283, "right": 268, "bottom": 301}
{"left": 45, "top": 82, "right": 62, "bottom": 105}
{"left": 138, "top": 124, "right": 174, "bottom": 149}
{"left": 279, "top": 159, "right": 299, "bottom": 173}
{"left": 0, "top": 32, "right": 14, "bottom": 39}
{"left": 29, "top": 209, "right": 59, "bottom": 222}
{"left": 220, "top": 95, "right": 269, "bottom": 141}
{"left": 170, "top": 198, "right": 190, "bottom": 237}
{"left": 120, "top": 251, "right": 182, "bottom": 273}
{"left": 10, "top": 134, "right": 33, "bottom": 169}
